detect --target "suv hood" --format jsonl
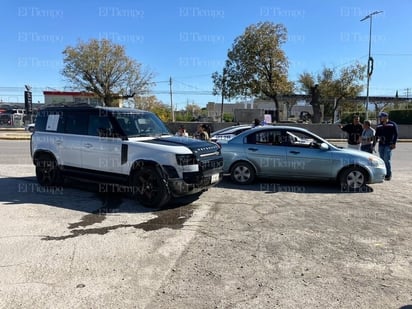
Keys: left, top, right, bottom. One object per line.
{"left": 141, "top": 136, "right": 220, "bottom": 155}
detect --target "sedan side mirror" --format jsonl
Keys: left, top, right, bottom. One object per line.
{"left": 320, "top": 143, "right": 329, "bottom": 150}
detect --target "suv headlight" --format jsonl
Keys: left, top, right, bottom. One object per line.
{"left": 176, "top": 154, "right": 197, "bottom": 166}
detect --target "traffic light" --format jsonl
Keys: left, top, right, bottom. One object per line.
{"left": 24, "top": 90, "right": 32, "bottom": 113}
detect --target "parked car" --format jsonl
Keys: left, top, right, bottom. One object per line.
{"left": 220, "top": 125, "right": 386, "bottom": 189}
{"left": 210, "top": 124, "right": 253, "bottom": 143}
{"left": 31, "top": 104, "right": 223, "bottom": 208}
{"left": 25, "top": 123, "right": 35, "bottom": 132}
{"left": 0, "top": 114, "right": 12, "bottom": 126}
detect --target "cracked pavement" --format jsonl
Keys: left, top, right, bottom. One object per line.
{"left": 0, "top": 140, "right": 411, "bottom": 308}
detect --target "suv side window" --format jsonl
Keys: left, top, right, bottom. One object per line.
{"left": 34, "top": 110, "right": 65, "bottom": 132}
{"left": 64, "top": 112, "right": 88, "bottom": 135}
{"left": 88, "top": 114, "right": 113, "bottom": 136}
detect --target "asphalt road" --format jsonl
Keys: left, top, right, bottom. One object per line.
{"left": 0, "top": 140, "right": 411, "bottom": 309}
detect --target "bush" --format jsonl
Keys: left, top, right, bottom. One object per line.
{"left": 339, "top": 113, "right": 366, "bottom": 124}
{"left": 388, "top": 110, "right": 412, "bottom": 124}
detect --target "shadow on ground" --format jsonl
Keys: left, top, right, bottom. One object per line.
{"left": 0, "top": 176, "right": 202, "bottom": 240}
{"left": 216, "top": 175, "right": 374, "bottom": 194}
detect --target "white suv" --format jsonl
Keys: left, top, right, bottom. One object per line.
{"left": 30, "top": 104, "right": 223, "bottom": 208}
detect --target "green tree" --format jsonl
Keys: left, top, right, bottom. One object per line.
{"left": 298, "top": 63, "right": 365, "bottom": 123}
{"left": 62, "top": 39, "right": 155, "bottom": 107}
{"left": 133, "top": 95, "right": 171, "bottom": 121}
{"left": 221, "top": 21, "right": 293, "bottom": 121}
{"left": 222, "top": 113, "right": 234, "bottom": 122}
{"left": 174, "top": 103, "right": 202, "bottom": 121}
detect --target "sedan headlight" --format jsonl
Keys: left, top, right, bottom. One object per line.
{"left": 368, "top": 156, "right": 385, "bottom": 167}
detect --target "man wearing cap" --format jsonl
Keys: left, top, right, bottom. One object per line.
{"left": 374, "top": 112, "right": 398, "bottom": 180}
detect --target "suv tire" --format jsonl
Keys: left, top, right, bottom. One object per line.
{"left": 132, "top": 166, "right": 171, "bottom": 208}
{"left": 35, "top": 154, "right": 63, "bottom": 187}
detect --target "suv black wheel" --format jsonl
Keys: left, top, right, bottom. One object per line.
{"left": 35, "top": 154, "right": 63, "bottom": 186}
{"left": 339, "top": 166, "right": 367, "bottom": 190}
{"left": 230, "top": 161, "right": 256, "bottom": 185}
{"left": 132, "top": 166, "right": 171, "bottom": 208}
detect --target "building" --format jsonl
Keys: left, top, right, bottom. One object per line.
{"left": 206, "top": 95, "right": 313, "bottom": 123}
{"left": 43, "top": 91, "right": 102, "bottom": 106}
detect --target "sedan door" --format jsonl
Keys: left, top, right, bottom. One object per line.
{"left": 243, "top": 129, "right": 289, "bottom": 178}
{"left": 284, "top": 130, "right": 333, "bottom": 180}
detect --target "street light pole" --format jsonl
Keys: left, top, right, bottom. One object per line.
{"left": 361, "top": 10, "right": 383, "bottom": 120}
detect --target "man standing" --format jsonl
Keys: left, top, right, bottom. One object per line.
{"left": 339, "top": 115, "right": 363, "bottom": 150}
{"left": 374, "top": 112, "right": 398, "bottom": 180}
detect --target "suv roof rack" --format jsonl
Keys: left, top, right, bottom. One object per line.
{"left": 41, "top": 102, "right": 103, "bottom": 108}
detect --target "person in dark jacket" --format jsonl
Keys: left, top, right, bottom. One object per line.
{"left": 339, "top": 115, "right": 363, "bottom": 150}
{"left": 374, "top": 112, "right": 398, "bottom": 180}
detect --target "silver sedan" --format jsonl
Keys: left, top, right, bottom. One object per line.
{"left": 220, "top": 125, "right": 386, "bottom": 189}
{"left": 210, "top": 124, "right": 252, "bottom": 143}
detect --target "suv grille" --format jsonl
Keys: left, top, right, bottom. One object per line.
{"left": 199, "top": 158, "right": 223, "bottom": 171}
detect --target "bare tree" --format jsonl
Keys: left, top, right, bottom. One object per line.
{"left": 62, "top": 39, "right": 155, "bottom": 107}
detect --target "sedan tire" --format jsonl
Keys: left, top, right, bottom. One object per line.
{"left": 230, "top": 161, "right": 256, "bottom": 185}
{"left": 339, "top": 166, "right": 367, "bottom": 190}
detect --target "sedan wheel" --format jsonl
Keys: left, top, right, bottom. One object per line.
{"left": 340, "top": 166, "right": 367, "bottom": 190}
{"left": 230, "top": 161, "right": 256, "bottom": 185}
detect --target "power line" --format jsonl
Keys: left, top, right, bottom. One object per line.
{"left": 373, "top": 53, "right": 412, "bottom": 57}
{"left": 144, "top": 90, "right": 214, "bottom": 95}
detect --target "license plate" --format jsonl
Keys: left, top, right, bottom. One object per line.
{"left": 211, "top": 173, "right": 220, "bottom": 183}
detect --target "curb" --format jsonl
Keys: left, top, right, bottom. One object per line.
{"left": 0, "top": 135, "right": 32, "bottom": 140}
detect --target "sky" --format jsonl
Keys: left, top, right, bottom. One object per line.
{"left": 1, "top": 0, "right": 411, "bottom": 109}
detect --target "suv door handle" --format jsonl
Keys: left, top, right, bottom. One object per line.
{"left": 55, "top": 139, "right": 62, "bottom": 145}
{"left": 289, "top": 151, "right": 300, "bottom": 154}
{"left": 248, "top": 147, "right": 258, "bottom": 152}
{"left": 84, "top": 143, "right": 93, "bottom": 148}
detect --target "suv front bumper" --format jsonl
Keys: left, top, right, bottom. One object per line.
{"left": 168, "top": 171, "right": 223, "bottom": 197}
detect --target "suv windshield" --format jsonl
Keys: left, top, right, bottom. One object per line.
{"left": 113, "top": 111, "right": 171, "bottom": 137}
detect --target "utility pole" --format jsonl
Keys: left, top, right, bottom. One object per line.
{"left": 220, "top": 68, "right": 227, "bottom": 123}
{"left": 24, "top": 85, "right": 32, "bottom": 124}
{"left": 405, "top": 88, "right": 410, "bottom": 99}
{"left": 360, "top": 10, "right": 383, "bottom": 120}
{"left": 169, "top": 76, "right": 175, "bottom": 122}
{"left": 220, "top": 92, "right": 224, "bottom": 123}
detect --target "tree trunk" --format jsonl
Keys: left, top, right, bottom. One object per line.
{"left": 310, "top": 85, "right": 321, "bottom": 123}
{"left": 268, "top": 95, "right": 279, "bottom": 122}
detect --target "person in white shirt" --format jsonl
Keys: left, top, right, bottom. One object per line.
{"left": 176, "top": 126, "right": 189, "bottom": 137}
{"left": 360, "top": 120, "right": 375, "bottom": 153}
